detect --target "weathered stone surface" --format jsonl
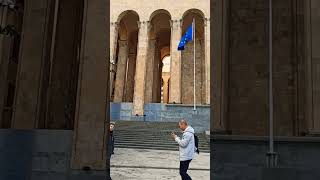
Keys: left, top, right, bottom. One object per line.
{"left": 113, "top": 40, "right": 128, "bottom": 102}
{"left": 12, "top": 0, "right": 54, "bottom": 129}
{"left": 212, "top": 135, "right": 320, "bottom": 180}
{"left": 132, "top": 21, "right": 150, "bottom": 115}
{"left": 71, "top": 0, "right": 109, "bottom": 170}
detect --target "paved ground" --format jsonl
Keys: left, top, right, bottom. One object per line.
{"left": 110, "top": 148, "right": 210, "bottom": 180}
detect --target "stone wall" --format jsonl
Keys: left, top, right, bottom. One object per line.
{"left": 226, "top": 0, "right": 304, "bottom": 136}
{"left": 0, "top": 129, "right": 110, "bottom": 180}
{"left": 181, "top": 39, "right": 206, "bottom": 104}
{"left": 211, "top": 135, "right": 320, "bottom": 180}
{"left": 110, "top": 102, "right": 210, "bottom": 132}
{"left": 0, "top": 129, "right": 72, "bottom": 180}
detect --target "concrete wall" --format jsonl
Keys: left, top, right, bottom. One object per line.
{"left": 211, "top": 135, "right": 320, "bottom": 180}
{"left": 0, "top": 129, "right": 110, "bottom": 180}
{"left": 110, "top": 102, "right": 210, "bottom": 132}
{"left": 0, "top": 129, "right": 72, "bottom": 180}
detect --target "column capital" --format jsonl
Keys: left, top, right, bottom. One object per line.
{"left": 118, "top": 39, "right": 128, "bottom": 46}
{"left": 111, "top": 21, "right": 119, "bottom": 27}
{"left": 137, "top": 20, "right": 151, "bottom": 29}
{"left": 169, "top": 19, "right": 182, "bottom": 28}
{"left": 203, "top": 17, "right": 210, "bottom": 26}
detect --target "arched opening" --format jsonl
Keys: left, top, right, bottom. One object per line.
{"left": 181, "top": 9, "right": 206, "bottom": 104}
{"left": 112, "top": 10, "right": 139, "bottom": 103}
{"left": 146, "top": 9, "right": 171, "bottom": 103}
{"left": 0, "top": 0, "right": 24, "bottom": 128}
{"left": 161, "top": 55, "right": 170, "bottom": 103}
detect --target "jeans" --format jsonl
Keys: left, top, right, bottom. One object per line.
{"left": 180, "top": 159, "right": 192, "bottom": 180}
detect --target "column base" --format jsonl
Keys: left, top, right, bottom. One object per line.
{"left": 211, "top": 129, "right": 231, "bottom": 135}
{"left": 306, "top": 129, "right": 320, "bottom": 137}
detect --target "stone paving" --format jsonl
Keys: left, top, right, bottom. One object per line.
{"left": 110, "top": 148, "right": 210, "bottom": 180}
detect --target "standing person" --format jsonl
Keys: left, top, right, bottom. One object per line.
{"left": 171, "top": 119, "right": 196, "bottom": 180}
{"left": 109, "top": 122, "right": 115, "bottom": 157}
{"left": 107, "top": 122, "right": 115, "bottom": 180}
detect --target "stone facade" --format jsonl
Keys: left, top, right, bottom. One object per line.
{"left": 110, "top": 0, "right": 211, "bottom": 115}
{"left": 211, "top": 0, "right": 320, "bottom": 137}
{"left": 0, "top": 0, "right": 320, "bottom": 178}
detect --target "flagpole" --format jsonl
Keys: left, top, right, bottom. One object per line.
{"left": 193, "top": 18, "right": 196, "bottom": 112}
{"left": 267, "top": 0, "right": 277, "bottom": 168}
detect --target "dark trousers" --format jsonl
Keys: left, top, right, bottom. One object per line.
{"left": 180, "top": 159, "right": 192, "bottom": 180}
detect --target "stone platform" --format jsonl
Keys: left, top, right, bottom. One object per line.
{"left": 110, "top": 148, "right": 210, "bottom": 180}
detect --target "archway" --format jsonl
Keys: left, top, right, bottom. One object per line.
{"left": 181, "top": 9, "right": 206, "bottom": 104}
{"left": 112, "top": 10, "right": 139, "bottom": 103}
{"left": 146, "top": 9, "right": 171, "bottom": 103}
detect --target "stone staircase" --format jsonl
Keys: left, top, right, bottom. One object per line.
{"left": 113, "top": 121, "right": 210, "bottom": 153}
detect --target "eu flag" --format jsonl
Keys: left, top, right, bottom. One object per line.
{"left": 177, "top": 24, "right": 193, "bottom": 51}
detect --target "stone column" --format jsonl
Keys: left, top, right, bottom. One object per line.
{"left": 124, "top": 53, "right": 136, "bottom": 102}
{"left": 305, "top": 0, "right": 320, "bottom": 135}
{"left": 0, "top": 35, "right": 12, "bottom": 127}
{"left": 113, "top": 40, "right": 128, "bottom": 102}
{"left": 169, "top": 19, "right": 182, "bottom": 103}
{"left": 204, "top": 18, "right": 210, "bottom": 104}
{"left": 45, "top": 0, "right": 83, "bottom": 129}
{"left": 0, "top": 6, "right": 8, "bottom": 27}
{"left": 71, "top": 0, "right": 109, "bottom": 170}
{"left": 12, "top": 0, "right": 54, "bottom": 129}
{"left": 152, "top": 43, "right": 160, "bottom": 102}
{"left": 158, "top": 61, "right": 163, "bottom": 102}
{"left": 132, "top": 21, "right": 150, "bottom": 115}
{"left": 110, "top": 22, "right": 119, "bottom": 97}
{"left": 212, "top": 0, "right": 229, "bottom": 133}
{"left": 144, "top": 39, "right": 156, "bottom": 103}
{"left": 163, "top": 74, "right": 170, "bottom": 103}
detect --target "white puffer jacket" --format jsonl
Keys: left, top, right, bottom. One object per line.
{"left": 175, "top": 126, "right": 195, "bottom": 161}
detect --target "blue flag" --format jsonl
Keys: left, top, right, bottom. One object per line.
{"left": 178, "top": 24, "right": 193, "bottom": 51}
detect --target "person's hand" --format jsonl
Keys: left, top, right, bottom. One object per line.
{"left": 171, "top": 132, "right": 177, "bottom": 140}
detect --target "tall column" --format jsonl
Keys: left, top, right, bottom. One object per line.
{"left": 45, "top": 0, "right": 83, "bottom": 129}
{"left": 132, "top": 21, "right": 150, "bottom": 115}
{"left": 212, "top": 0, "right": 229, "bottom": 133}
{"left": 144, "top": 39, "right": 156, "bottom": 103}
{"left": 158, "top": 61, "right": 163, "bottom": 102}
{"left": 204, "top": 18, "right": 210, "bottom": 104}
{"left": 163, "top": 75, "right": 170, "bottom": 103}
{"left": 169, "top": 19, "right": 182, "bottom": 103}
{"left": 12, "top": 0, "right": 54, "bottom": 129}
{"left": 110, "top": 22, "right": 119, "bottom": 97}
{"left": 124, "top": 53, "right": 136, "bottom": 102}
{"left": 0, "top": 35, "right": 12, "bottom": 127}
{"left": 305, "top": 0, "right": 320, "bottom": 135}
{"left": 113, "top": 40, "right": 128, "bottom": 102}
{"left": 71, "top": 0, "right": 109, "bottom": 169}
{"left": 152, "top": 42, "right": 160, "bottom": 102}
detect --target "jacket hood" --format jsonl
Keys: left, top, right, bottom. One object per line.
{"left": 184, "top": 126, "right": 194, "bottom": 134}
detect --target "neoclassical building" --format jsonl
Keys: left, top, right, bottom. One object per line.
{"left": 0, "top": 0, "right": 320, "bottom": 179}
{"left": 110, "top": 0, "right": 210, "bottom": 116}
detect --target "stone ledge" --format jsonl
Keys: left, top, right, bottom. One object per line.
{"left": 165, "top": 103, "right": 210, "bottom": 107}
{"left": 211, "top": 135, "right": 320, "bottom": 143}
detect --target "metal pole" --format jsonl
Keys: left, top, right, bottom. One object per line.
{"left": 267, "top": 0, "right": 277, "bottom": 168}
{"left": 269, "top": 0, "right": 274, "bottom": 155}
{"left": 193, "top": 18, "right": 196, "bottom": 112}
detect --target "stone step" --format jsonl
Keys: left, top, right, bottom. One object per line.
{"left": 111, "top": 121, "right": 209, "bottom": 152}
{"left": 114, "top": 139, "right": 209, "bottom": 145}
{"left": 114, "top": 144, "right": 210, "bottom": 153}
{"left": 114, "top": 141, "right": 210, "bottom": 148}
